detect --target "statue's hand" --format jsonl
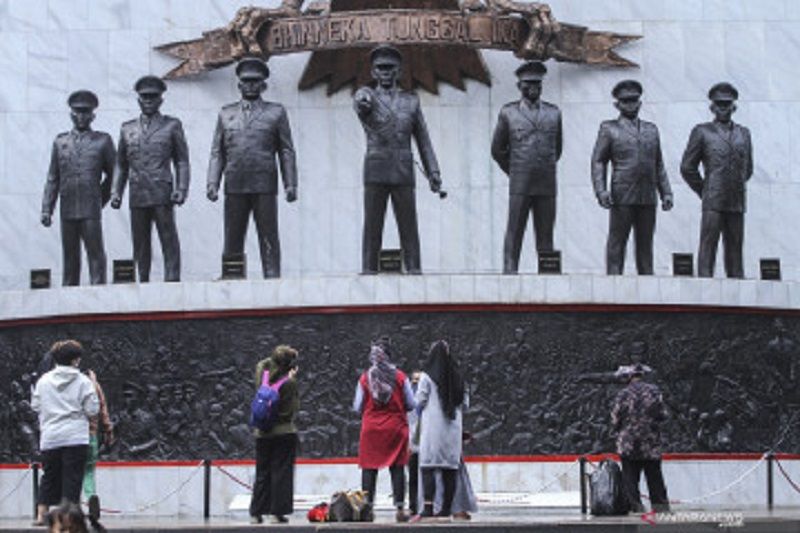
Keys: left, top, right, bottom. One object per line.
{"left": 597, "top": 191, "right": 613, "bottom": 209}
{"left": 662, "top": 194, "right": 674, "bottom": 211}
{"left": 40, "top": 213, "right": 52, "bottom": 227}
{"left": 429, "top": 172, "right": 442, "bottom": 193}
{"left": 285, "top": 187, "right": 297, "bottom": 203}
{"left": 171, "top": 190, "right": 186, "bottom": 205}
{"left": 110, "top": 194, "right": 122, "bottom": 209}
{"left": 354, "top": 88, "right": 373, "bottom": 113}
{"left": 206, "top": 185, "right": 219, "bottom": 202}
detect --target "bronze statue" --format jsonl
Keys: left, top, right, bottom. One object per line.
{"left": 491, "top": 61, "right": 562, "bottom": 273}
{"left": 111, "top": 76, "right": 190, "bottom": 282}
{"left": 591, "top": 80, "right": 673, "bottom": 275}
{"left": 41, "top": 90, "right": 115, "bottom": 286}
{"left": 354, "top": 45, "right": 442, "bottom": 274}
{"left": 680, "top": 83, "right": 753, "bottom": 278}
{"left": 207, "top": 58, "right": 298, "bottom": 278}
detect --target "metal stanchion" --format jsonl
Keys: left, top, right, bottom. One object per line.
{"left": 32, "top": 463, "right": 40, "bottom": 519}
{"left": 579, "top": 457, "right": 588, "bottom": 515}
{"left": 767, "top": 453, "right": 774, "bottom": 511}
{"left": 203, "top": 459, "right": 211, "bottom": 520}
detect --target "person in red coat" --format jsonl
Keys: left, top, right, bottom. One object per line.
{"left": 353, "top": 342, "right": 416, "bottom": 522}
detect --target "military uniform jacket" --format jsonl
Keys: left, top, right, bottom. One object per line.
{"left": 207, "top": 99, "right": 297, "bottom": 195}
{"left": 591, "top": 117, "right": 672, "bottom": 205}
{"left": 355, "top": 87, "right": 440, "bottom": 187}
{"left": 113, "top": 113, "right": 190, "bottom": 208}
{"left": 680, "top": 121, "right": 753, "bottom": 213}
{"left": 611, "top": 381, "right": 668, "bottom": 460}
{"left": 42, "top": 130, "right": 115, "bottom": 220}
{"left": 491, "top": 99, "right": 562, "bottom": 196}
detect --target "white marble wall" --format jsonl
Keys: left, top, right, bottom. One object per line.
{"left": 1, "top": 0, "right": 799, "bottom": 289}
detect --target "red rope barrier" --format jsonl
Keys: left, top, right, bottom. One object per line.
{"left": 775, "top": 457, "right": 800, "bottom": 495}
{"left": 215, "top": 464, "right": 253, "bottom": 492}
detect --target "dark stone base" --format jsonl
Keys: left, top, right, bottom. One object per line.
{"left": 2, "top": 304, "right": 799, "bottom": 462}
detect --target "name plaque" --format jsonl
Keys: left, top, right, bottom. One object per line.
{"left": 538, "top": 250, "right": 561, "bottom": 275}
{"left": 30, "top": 269, "right": 51, "bottom": 290}
{"left": 760, "top": 258, "right": 781, "bottom": 281}
{"left": 379, "top": 249, "right": 403, "bottom": 273}
{"left": 672, "top": 253, "right": 694, "bottom": 277}
{"left": 113, "top": 260, "right": 136, "bottom": 284}
{"left": 222, "top": 253, "right": 247, "bottom": 280}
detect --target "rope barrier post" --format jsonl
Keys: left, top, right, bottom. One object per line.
{"left": 203, "top": 459, "right": 211, "bottom": 521}
{"left": 579, "top": 457, "right": 588, "bottom": 515}
{"left": 31, "top": 463, "right": 39, "bottom": 520}
{"left": 767, "top": 453, "right": 774, "bottom": 511}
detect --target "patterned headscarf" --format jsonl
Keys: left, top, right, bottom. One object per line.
{"left": 367, "top": 344, "right": 397, "bottom": 405}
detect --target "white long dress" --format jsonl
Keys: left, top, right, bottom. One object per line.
{"left": 415, "top": 372, "right": 464, "bottom": 469}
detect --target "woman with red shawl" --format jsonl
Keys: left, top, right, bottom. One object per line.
{"left": 353, "top": 341, "right": 416, "bottom": 522}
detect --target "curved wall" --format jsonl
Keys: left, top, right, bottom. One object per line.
{"left": 0, "top": 1, "right": 799, "bottom": 288}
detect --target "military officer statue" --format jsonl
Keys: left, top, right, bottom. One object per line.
{"left": 591, "top": 80, "right": 673, "bottom": 275}
{"left": 680, "top": 83, "right": 753, "bottom": 278}
{"left": 41, "top": 90, "right": 115, "bottom": 286}
{"left": 491, "top": 61, "right": 562, "bottom": 274}
{"left": 207, "top": 57, "right": 298, "bottom": 278}
{"left": 111, "top": 75, "right": 190, "bottom": 282}
{"left": 354, "top": 45, "right": 442, "bottom": 275}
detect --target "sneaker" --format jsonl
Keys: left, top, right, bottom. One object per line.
{"left": 453, "top": 511, "right": 471, "bottom": 521}
{"left": 88, "top": 495, "right": 101, "bottom": 522}
{"left": 270, "top": 515, "right": 288, "bottom": 524}
{"left": 395, "top": 509, "right": 410, "bottom": 523}
{"left": 249, "top": 515, "right": 263, "bottom": 524}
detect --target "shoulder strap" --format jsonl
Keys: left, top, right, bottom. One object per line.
{"left": 271, "top": 375, "right": 290, "bottom": 390}
{"left": 261, "top": 370, "right": 270, "bottom": 387}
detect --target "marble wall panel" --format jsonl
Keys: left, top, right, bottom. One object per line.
{"left": 0, "top": 2, "right": 798, "bottom": 288}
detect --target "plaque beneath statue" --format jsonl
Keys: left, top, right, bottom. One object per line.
{"left": 378, "top": 249, "right": 403, "bottom": 273}
{"left": 537, "top": 250, "right": 561, "bottom": 275}
{"left": 672, "top": 253, "right": 694, "bottom": 277}
{"left": 113, "top": 260, "right": 136, "bottom": 284}
{"left": 222, "top": 253, "right": 247, "bottom": 280}
{"left": 30, "top": 269, "right": 51, "bottom": 290}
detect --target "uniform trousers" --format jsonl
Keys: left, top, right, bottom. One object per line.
{"left": 131, "top": 204, "right": 180, "bottom": 282}
{"left": 698, "top": 210, "right": 744, "bottom": 278}
{"left": 60, "top": 218, "right": 106, "bottom": 286}
{"left": 362, "top": 185, "right": 421, "bottom": 274}
{"left": 39, "top": 445, "right": 89, "bottom": 506}
{"left": 606, "top": 205, "right": 656, "bottom": 275}
{"left": 249, "top": 434, "right": 296, "bottom": 518}
{"left": 224, "top": 193, "right": 280, "bottom": 278}
{"left": 503, "top": 194, "right": 556, "bottom": 273}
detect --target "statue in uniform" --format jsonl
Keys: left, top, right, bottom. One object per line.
{"left": 680, "top": 82, "right": 753, "bottom": 278}
{"left": 111, "top": 75, "right": 190, "bottom": 282}
{"left": 41, "top": 90, "right": 115, "bottom": 286}
{"left": 591, "top": 80, "right": 673, "bottom": 275}
{"left": 354, "top": 45, "right": 442, "bottom": 274}
{"left": 207, "top": 58, "right": 298, "bottom": 278}
{"left": 491, "top": 61, "right": 562, "bottom": 273}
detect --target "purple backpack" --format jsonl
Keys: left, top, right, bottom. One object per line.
{"left": 249, "top": 371, "right": 289, "bottom": 432}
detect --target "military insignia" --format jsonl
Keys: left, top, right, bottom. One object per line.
{"left": 156, "top": 0, "right": 640, "bottom": 95}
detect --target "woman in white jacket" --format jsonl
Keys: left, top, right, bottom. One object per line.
{"left": 32, "top": 340, "right": 99, "bottom": 525}
{"left": 414, "top": 340, "right": 466, "bottom": 519}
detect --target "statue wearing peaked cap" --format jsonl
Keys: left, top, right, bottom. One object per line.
{"left": 591, "top": 80, "right": 673, "bottom": 276}
{"left": 680, "top": 82, "right": 753, "bottom": 278}
{"left": 41, "top": 90, "right": 115, "bottom": 286}
{"left": 491, "top": 61, "right": 562, "bottom": 274}
{"left": 206, "top": 57, "right": 298, "bottom": 278}
{"left": 354, "top": 45, "right": 442, "bottom": 275}
{"left": 111, "top": 75, "right": 191, "bottom": 282}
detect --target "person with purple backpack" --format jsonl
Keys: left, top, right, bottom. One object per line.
{"left": 249, "top": 345, "right": 299, "bottom": 525}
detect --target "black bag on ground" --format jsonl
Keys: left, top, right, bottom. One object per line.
{"left": 589, "top": 459, "right": 629, "bottom": 516}
{"left": 327, "top": 490, "right": 374, "bottom": 522}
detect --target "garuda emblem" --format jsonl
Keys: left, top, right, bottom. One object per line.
{"left": 156, "top": 0, "right": 639, "bottom": 94}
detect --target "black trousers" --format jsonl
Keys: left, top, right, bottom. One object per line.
{"left": 250, "top": 434, "right": 296, "bottom": 517}
{"left": 131, "top": 205, "right": 181, "bottom": 282}
{"left": 421, "top": 467, "right": 456, "bottom": 516}
{"left": 224, "top": 194, "right": 280, "bottom": 278}
{"left": 606, "top": 205, "right": 656, "bottom": 275}
{"left": 362, "top": 184, "right": 421, "bottom": 274}
{"left": 408, "top": 453, "right": 419, "bottom": 514}
{"left": 621, "top": 457, "right": 669, "bottom": 512}
{"left": 698, "top": 210, "right": 744, "bottom": 278}
{"left": 362, "top": 465, "right": 406, "bottom": 507}
{"left": 503, "top": 194, "right": 556, "bottom": 273}
{"left": 39, "top": 445, "right": 89, "bottom": 506}
{"left": 60, "top": 218, "right": 106, "bottom": 286}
